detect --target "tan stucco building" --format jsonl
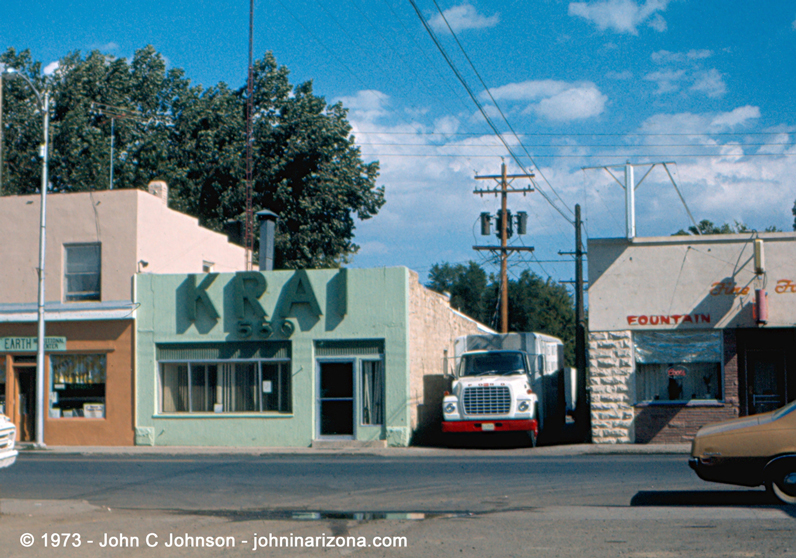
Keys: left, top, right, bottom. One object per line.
{"left": 588, "top": 232, "right": 796, "bottom": 444}
{"left": 0, "top": 185, "right": 246, "bottom": 445}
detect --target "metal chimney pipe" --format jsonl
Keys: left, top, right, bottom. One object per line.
{"left": 257, "top": 210, "right": 278, "bottom": 271}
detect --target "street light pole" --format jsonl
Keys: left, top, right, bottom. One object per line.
{"left": 2, "top": 68, "right": 49, "bottom": 448}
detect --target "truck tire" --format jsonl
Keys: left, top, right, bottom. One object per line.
{"left": 526, "top": 429, "right": 537, "bottom": 448}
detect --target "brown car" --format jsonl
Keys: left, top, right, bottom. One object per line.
{"left": 689, "top": 400, "right": 796, "bottom": 504}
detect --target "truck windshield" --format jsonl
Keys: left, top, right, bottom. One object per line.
{"left": 459, "top": 352, "right": 526, "bottom": 377}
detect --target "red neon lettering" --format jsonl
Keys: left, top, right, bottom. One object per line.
{"left": 638, "top": 316, "right": 649, "bottom": 325}
{"left": 699, "top": 314, "right": 710, "bottom": 323}
{"left": 682, "top": 315, "right": 694, "bottom": 324}
{"left": 650, "top": 316, "right": 660, "bottom": 325}
{"left": 627, "top": 316, "right": 637, "bottom": 325}
{"left": 660, "top": 316, "right": 670, "bottom": 325}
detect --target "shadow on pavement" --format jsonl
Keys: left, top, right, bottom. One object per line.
{"left": 631, "top": 489, "right": 796, "bottom": 516}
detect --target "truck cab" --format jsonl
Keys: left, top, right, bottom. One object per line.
{"left": 441, "top": 332, "right": 571, "bottom": 446}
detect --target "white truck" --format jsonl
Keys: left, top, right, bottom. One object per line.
{"left": 0, "top": 414, "right": 18, "bottom": 468}
{"left": 442, "top": 332, "right": 575, "bottom": 446}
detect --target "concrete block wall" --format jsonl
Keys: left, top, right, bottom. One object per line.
{"left": 407, "top": 271, "right": 491, "bottom": 440}
{"left": 589, "top": 330, "right": 635, "bottom": 443}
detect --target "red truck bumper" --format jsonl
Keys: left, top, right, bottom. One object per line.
{"left": 442, "top": 419, "right": 537, "bottom": 434}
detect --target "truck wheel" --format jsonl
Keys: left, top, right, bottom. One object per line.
{"left": 765, "top": 458, "right": 796, "bottom": 504}
{"left": 526, "top": 429, "right": 537, "bottom": 448}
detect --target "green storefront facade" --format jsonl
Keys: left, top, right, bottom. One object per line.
{"left": 134, "top": 267, "right": 424, "bottom": 447}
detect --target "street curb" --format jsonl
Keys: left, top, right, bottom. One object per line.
{"left": 15, "top": 442, "right": 691, "bottom": 457}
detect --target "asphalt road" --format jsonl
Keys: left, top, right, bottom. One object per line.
{"left": 1, "top": 450, "right": 794, "bottom": 557}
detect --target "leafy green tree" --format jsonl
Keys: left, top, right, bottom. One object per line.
{"left": 427, "top": 261, "right": 489, "bottom": 322}
{"left": 792, "top": 199, "right": 796, "bottom": 231}
{"left": 674, "top": 219, "right": 780, "bottom": 235}
{"left": 506, "top": 270, "right": 575, "bottom": 366}
{"left": 0, "top": 46, "right": 384, "bottom": 269}
{"left": 427, "top": 262, "right": 576, "bottom": 365}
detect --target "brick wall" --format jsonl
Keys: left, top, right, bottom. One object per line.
{"left": 407, "top": 271, "right": 492, "bottom": 443}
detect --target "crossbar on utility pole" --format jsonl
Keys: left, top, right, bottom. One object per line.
{"left": 473, "top": 161, "right": 534, "bottom": 333}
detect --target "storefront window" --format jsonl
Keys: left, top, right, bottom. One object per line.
{"left": 634, "top": 331, "right": 722, "bottom": 403}
{"left": 361, "top": 360, "right": 384, "bottom": 425}
{"left": 160, "top": 360, "right": 291, "bottom": 414}
{"left": 50, "top": 354, "right": 107, "bottom": 418}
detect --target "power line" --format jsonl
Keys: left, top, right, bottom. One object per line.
{"left": 360, "top": 151, "right": 796, "bottom": 159}
{"left": 425, "top": 0, "right": 575, "bottom": 226}
{"left": 353, "top": 130, "right": 796, "bottom": 137}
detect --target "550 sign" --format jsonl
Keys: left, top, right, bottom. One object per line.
{"left": 236, "top": 318, "right": 296, "bottom": 339}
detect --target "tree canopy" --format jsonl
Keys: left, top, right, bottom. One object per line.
{"left": 674, "top": 219, "right": 780, "bottom": 236}
{"left": 0, "top": 46, "right": 385, "bottom": 269}
{"left": 427, "top": 261, "right": 576, "bottom": 365}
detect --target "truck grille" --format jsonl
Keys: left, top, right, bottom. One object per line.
{"left": 0, "top": 426, "right": 15, "bottom": 451}
{"left": 463, "top": 386, "right": 511, "bottom": 415}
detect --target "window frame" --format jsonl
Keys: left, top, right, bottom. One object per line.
{"left": 63, "top": 243, "right": 102, "bottom": 302}
{"left": 633, "top": 330, "right": 724, "bottom": 405}
{"left": 157, "top": 358, "right": 292, "bottom": 415}
{"left": 49, "top": 353, "right": 108, "bottom": 419}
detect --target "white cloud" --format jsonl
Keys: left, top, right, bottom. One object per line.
{"left": 433, "top": 116, "right": 460, "bottom": 136}
{"left": 336, "top": 90, "right": 391, "bottom": 123}
{"left": 644, "top": 69, "right": 686, "bottom": 94}
{"left": 429, "top": 4, "right": 500, "bottom": 33}
{"left": 43, "top": 61, "right": 60, "bottom": 76}
{"left": 651, "top": 49, "right": 714, "bottom": 63}
{"left": 638, "top": 107, "right": 760, "bottom": 137}
{"left": 690, "top": 69, "right": 726, "bottom": 98}
{"left": 484, "top": 80, "right": 606, "bottom": 121}
{"left": 568, "top": 0, "right": 672, "bottom": 35}
{"left": 533, "top": 86, "right": 608, "bottom": 121}
{"left": 486, "top": 80, "right": 569, "bottom": 101}
{"left": 710, "top": 106, "right": 761, "bottom": 129}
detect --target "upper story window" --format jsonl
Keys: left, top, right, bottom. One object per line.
{"left": 64, "top": 243, "right": 101, "bottom": 302}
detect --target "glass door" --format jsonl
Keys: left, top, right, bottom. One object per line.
{"left": 317, "top": 361, "right": 354, "bottom": 437}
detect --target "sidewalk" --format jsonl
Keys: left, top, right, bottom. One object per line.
{"left": 15, "top": 442, "right": 691, "bottom": 457}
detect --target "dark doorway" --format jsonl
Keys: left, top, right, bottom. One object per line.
{"left": 318, "top": 361, "right": 354, "bottom": 437}
{"left": 14, "top": 367, "right": 36, "bottom": 442}
{"left": 745, "top": 349, "right": 786, "bottom": 415}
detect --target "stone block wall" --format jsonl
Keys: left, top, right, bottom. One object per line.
{"left": 589, "top": 330, "right": 635, "bottom": 443}
{"left": 591, "top": 329, "right": 741, "bottom": 444}
{"left": 407, "top": 271, "right": 492, "bottom": 442}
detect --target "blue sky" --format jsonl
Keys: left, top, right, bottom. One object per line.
{"left": 4, "top": 1, "right": 796, "bottom": 285}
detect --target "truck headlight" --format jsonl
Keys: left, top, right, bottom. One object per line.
{"left": 444, "top": 402, "right": 457, "bottom": 414}
{"left": 517, "top": 400, "right": 530, "bottom": 412}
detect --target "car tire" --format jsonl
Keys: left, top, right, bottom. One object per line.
{"left": 765, "top": 458, "right": 796, "bottom": 505}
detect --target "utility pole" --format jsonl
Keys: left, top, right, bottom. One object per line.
{"left": 473, "top": 161, "right": 535, "bottom": 333}
{"left": 573, "top": 205, "right": 589, "bottom": 442}
{"left": 559, "top": 204, "right": 589, "bottom": 441}
{"left": 0, "top": 63, "right": 4, "bottom": 194}
{"left": 244, "top": 0, "right": 255, "bottom": 270}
